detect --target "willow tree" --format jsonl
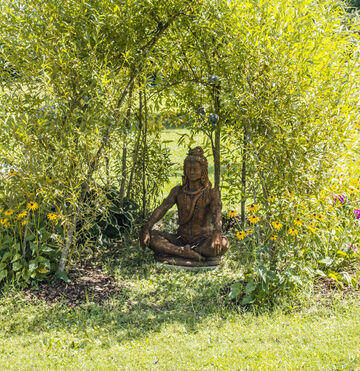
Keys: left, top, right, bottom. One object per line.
{"left": 0, "top": 0, "right": 204, "bottom": 278}
{"left": 153, "top": 0, "right": 359, "bottom": 205}
{"left": 219, "top": 0, "right": 360, "bottom": 207}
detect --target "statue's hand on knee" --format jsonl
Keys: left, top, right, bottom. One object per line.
{"left": 211, "top": 232, "right": 222, "bottom": 255}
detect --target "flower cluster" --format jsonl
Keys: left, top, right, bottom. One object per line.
{"left": 227, "top": 210, "right": 239, "bottom": 218}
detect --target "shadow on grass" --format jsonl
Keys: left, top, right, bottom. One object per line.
{"left": 0, "top": 242, "right": 243, "bottom": 343}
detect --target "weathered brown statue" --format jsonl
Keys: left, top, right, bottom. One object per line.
{"left": 140, "top": 147, "right": 228, "bottom": 267}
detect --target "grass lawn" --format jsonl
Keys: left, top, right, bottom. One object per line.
{"left": 0, "top": 290, "right": 359, "bottom": 370}
{"left": 0, "top": 243, "right": 359, "bottom": 370}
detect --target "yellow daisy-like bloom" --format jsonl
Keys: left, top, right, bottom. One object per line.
{"left": 314, "top": 213, "right": 325, "bottom": 222}
{"left": 36, "top": 188, "right": 45, "bottom": 194}
{"left": 307, "top": 223, "right": 316, "bottom": 233}
{"left": 272, "top": 221, "right": 283, "bottom": 230}
{"left": 4, "top": 209, "right": 14, "bottom": 216}
{"left": 236, "top": 231, "right": 246, "bottom": 240}
{"left": 26, "top": 192, "right": 35, "bottom": 198}
{"left": 16, "top": 210, "right": 27, "bottom": 220}
{"left": 22, "top": 220, "right": 27, "bottom": 226}
{"left": 47, "top": 213, "right": 57, "bottom": 221}
{"left": 248, "top": 204, "right": 259, "bottom": 213}
{"left": 270, "top": 235, "right": 278, "bottom": 241}
{"left": 248, "top": 215, "right": 260, "bottom": 225}
{"left": 268, "top": 196, "right": 276, "bottom": 202}
{"left": 247, "top": 229, "right": 254, "bottom": 235}
{"left": 288, "top": 228, "right": 298, "bottom": 236}
{"left": 227, "top": 210, "right": 239, "bottom": 218}
{"left": 294, "top": 218, "right": 303, "bottom": 227}
{"left": 46, "top": 176, "right": 54, "bottom": 183}
{"left": 9, "top": 170, "right": 17, "bottom": 176}
{"left": 1, "top": 218, "right": 9, "bottom": 225}
{"left": 27, "top": 201, "right": 39, "bottom": 211}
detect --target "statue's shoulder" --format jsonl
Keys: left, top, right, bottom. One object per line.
{"left": 208, "top": 188, "right": 221, "bottom": 204}
{"left": 209, "top": 187, "right": 221, "bottom": 198}
{"left": 168, "top": 185, "right": 182, "bottom": 196}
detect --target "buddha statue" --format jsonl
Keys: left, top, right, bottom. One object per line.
{"left": 140, "top": 147, "right": 228, "bottom": 267}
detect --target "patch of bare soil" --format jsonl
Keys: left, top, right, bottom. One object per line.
{"left": 24, "top": 266, "right": 122, "bottom": 307}
{"left": 314, "top": 276, "right": 359, "bottom": 301}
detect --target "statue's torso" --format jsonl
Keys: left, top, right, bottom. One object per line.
{"left": 176, "top": 187, "right": 213, "bottom": 243}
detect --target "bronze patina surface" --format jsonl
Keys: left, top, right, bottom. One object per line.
{"left": 140, "top": 147, "right": 228, "bottom": 266}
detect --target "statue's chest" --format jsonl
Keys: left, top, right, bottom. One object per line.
{"left": 177, "top": 192, "right": 210, "bottom": 221}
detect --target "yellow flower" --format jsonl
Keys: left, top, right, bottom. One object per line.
{"left": 9, "top": 170, "right": 17, "bottom": 176}
{"left": 314, "top": 213, "right": 325, "bottom": 222}
{"left": 270, "top": 235, "right": 278, "bottom": 241}
{"left": 46, "top": 176, "right": 54, "bottom": 183}
{"left": 22, "top": 220, "right": 27, "bottom": 226}
{"left": 227, "top": 210, "right": 239, "bottom": 218}
{"left": 1, "top": 218, "right": 9, "bottom": 225}
{"left": 272, "top": 221, "right": 283, "bottom": 231}
{"left": 36, "top": 188, "right": 45, "bottom": 194}
{"left": 236, "top": 231, "right": 246, "bottom": 240}
{"left": 288, "top": 228, "right": 298, "bottom": 236}
{"left": 268, "top": 196, "right": 276, "bottom": 202}
{"left": 4, "top": 209, "right": 14, "bottom": 216}
{"left": 248, "top": 215, "right": 260, "bottom": 225}
{"left": 27, "top": 201, "right": 39, "bottom": 211}
{"left": 307, "top": 223, "right": 316, "bottom": 233}
{"left": 247, "top": 229, "right": 254, "bottom": 235}
{"left": 248, "top": 204, "right": 259, "bottom": 213}
{"left": 47, "top": 213, "right": 57, "bottom": 221}
{"left": 16, "top": 210, "right": 27, "bottom": 220}
{"left": 26, "top": 192, "right": 35, "bottom": 198}
{"left": 294, "top": 218, "right": 303, "bottom": 227}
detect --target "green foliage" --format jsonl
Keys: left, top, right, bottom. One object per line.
{"left": 1, "top": 0, "right": 360, "bottom": 309}
{"left": 0, "top": 0, "right": 197, "bottom": 280}
{"left": 226, "top": 179, "right": 360, "bottom": 306}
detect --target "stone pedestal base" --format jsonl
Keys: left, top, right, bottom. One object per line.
{"left": 154, "top": 255, "right": 221, "bottom": 268}
{"left": 156, "top": 262, "right": 218, "bottom": 271}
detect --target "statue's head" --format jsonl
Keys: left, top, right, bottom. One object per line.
{"left": 183, "top": 147, "right": 211, "bottom": 188}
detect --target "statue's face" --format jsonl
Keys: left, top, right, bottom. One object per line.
{"left": 185, "top": 160, "right": 202, "bottom": 182}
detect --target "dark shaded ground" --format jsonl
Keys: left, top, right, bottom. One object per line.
{"left": 24, "top": 266, "right": 123, "bottom": 307}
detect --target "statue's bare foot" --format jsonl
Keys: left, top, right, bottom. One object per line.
{"left": 183, "top": 244, "right": 204, "bottom": 261}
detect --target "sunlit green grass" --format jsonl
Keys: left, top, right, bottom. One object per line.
{"left": 0, "top": 246, "right": 359, "bottom": 370}
{"left": 0, "top": 285, "right": 359, "bottom": 370}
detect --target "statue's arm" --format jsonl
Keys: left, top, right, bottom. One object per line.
{"left": 210, "top": 188, "right": 223, "bottom": 233}
{"left": 139, "top": 186, "right": 180, "bottom": 248}
{"left": 144, "top": 186, "right": 179, "bottom": 230}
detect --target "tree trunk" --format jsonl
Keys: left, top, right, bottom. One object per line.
{"left": 119, "top": 84, "right": 134, "bottom": 206}
{"left": 58, "top": 212, "right": 77, "bottom": 273}
{"left": 142, "top": 87, "right": 148, "bottom": 219}
{"left": 241, "top": 126, "right": 247, "bottom": 227}
{"left": 213, "top": 83, "right": 221, "bottom": 190}
{"left": 126, "top": 125, "right": 142, "bottom": 199}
